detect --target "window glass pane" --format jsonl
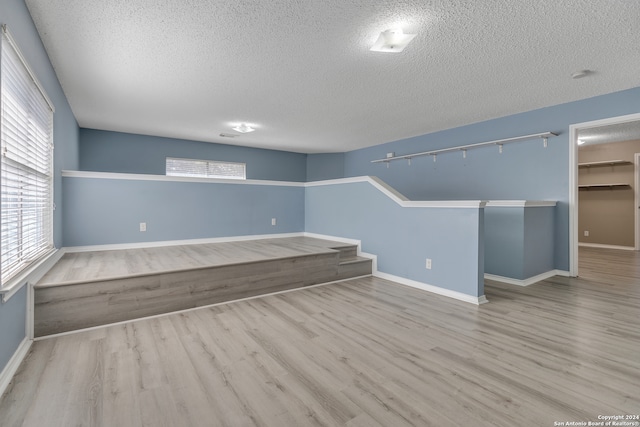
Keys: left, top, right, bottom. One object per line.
{"left": 166, "top": 157, "right": 246, "bottom": 180}
{"left": 1, "top": 27, "right": 54, "bottom": 286}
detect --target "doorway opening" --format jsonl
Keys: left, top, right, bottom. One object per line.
{"left": 569, "top": 113, "right": 640, "bottom": 276}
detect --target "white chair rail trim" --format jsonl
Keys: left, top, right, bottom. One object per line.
{"left": 62, "top": 171, "right": 487, "bottom": 209}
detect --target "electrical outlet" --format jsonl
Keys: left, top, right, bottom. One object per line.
{"left": 426, "top": 258, "right": 432, "bottom": 269}
{"left": 140, "top": 222, "right": 147, "bottom": 232}
{"left": 386, "top": 152, "right": 394, "bottom": 158}
{"left": 271, "top": 218, "right": 277, "bottom": 226}
{"left": 584, "top": 230, "right": 589, "bottom": 237}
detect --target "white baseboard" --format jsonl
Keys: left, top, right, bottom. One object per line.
{"left": 374, "top": 271, "right": 488, "bottom": 305}
{"left": 484, "top": 269, "right": 564, "bottom": 286}
{"left": 302, "top": 232, "right": 361, "bottom": 247}
{"left": 554, "top": 269, "right": 571, "bottom": 277}
{"left": 305, "top": 232, "right": 485, "bottom": 304}
{"left": 64, "top": 232, "right": 305, "bottom": 253}
{"left": 0, "top": 337, "right": 31, "bottom": 398}
{"left": 578, "top": 242, "right": 635, "bottom": 251}
{"left": 303, "top": 232, "right": 376, "bottom": 267}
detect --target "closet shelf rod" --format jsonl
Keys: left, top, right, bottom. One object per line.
{"left": 371, "top": 131, "right": 557, "bottom": 164}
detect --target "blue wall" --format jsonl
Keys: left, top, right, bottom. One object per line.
{"left": 63, "top": 176, "right": 305, "bottom": 246}
{"left": 0, "top": 287, "right": 27, "bottom": 372}
{"left": 305, "top": 181, "right": 484, "bottom": 297}
{"left": 484, "top": 206, "right": 555, "bottom": 280}
{"left": 344, "top": 87, "right": 640, "bottom": 272}
{"left": 80, "top": 128, "right": 307, "bottom": 182}
{"left": 523, "top": 207, "right": 555, "bottom": 279}
{"left": 306, "top": 153, "right": 345, "bottom": 181}
{"left": 484, "top": 208, "right": 525, "bottom": 279}
{"left": 1, "top": 0, "right": 79, "bottom": 376}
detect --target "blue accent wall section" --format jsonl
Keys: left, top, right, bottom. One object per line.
{"left": 1, "top": 0, "right": 79, "bottom": 375}
{"left": 523, "top": 207, "right": 555, "bottom": 279}
{"left": 344, "top": 87, "right": 640, "bottom": 272}
{"left": 305, "top": 181, "right": 484, "bottom": 297}
{"left": 62, "top": 176, "right": 305, "bottom": 246}
{"left": 484, "top": 208, "right": 525, "bottom": 279}
{"left": 80, "top": 128, "right": 307, "bottom": 182}
{"left": 0, "top": 286, "right": 26, "bottom": 373}
{"left": 485, "top": 206, "right": 555, "bottom": 280}
{"left": 306, "top": 153, "right": 345, "bottom": 181}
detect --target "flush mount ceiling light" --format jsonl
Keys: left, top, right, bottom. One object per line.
{"left": 232, "top": 123, "right": 255, "bottom": 133}
{"left": 577, "top": 139, "right": 586, "bottom": 145}
{"left": 370, "top": 28, "right": 416, "bottom": 53}
{"left": 571, "top": 70, "right": 592, "bottom": 79}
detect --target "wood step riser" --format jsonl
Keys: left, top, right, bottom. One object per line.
{"left": 334, "top": 245, "right": 358, "bottom": 260}
{"left": 34, "top": 251, "right": 372, "bottom": 337}
{"left": 337, "top": 258, "right": 373, "bottom": 280}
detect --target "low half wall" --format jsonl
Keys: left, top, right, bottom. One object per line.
{"left": 305, "top": 177, "right": 486, "bottom": 302}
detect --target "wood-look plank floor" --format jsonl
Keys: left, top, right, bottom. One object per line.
{"left": 2, "top": 248, "right": 639, "bottom": 426}
{"left": 37, "top": 236, "right": 355, "bottom": 286}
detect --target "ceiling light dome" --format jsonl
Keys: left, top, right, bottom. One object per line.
{"left": 571, "top": 70, "right": 592, "bottom": 79}
{"left": 232, "top": 123, "right": 255, "bottom": 133}
{"left": 370, "top": 28, "right": 416, "bottom": 53}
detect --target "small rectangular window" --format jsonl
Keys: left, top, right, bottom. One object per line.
{"left": 166, "top": 157, "right": 246, "bottom": 180}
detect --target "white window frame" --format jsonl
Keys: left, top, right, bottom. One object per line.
{"left": 166, "top": 157, "right": 246, "bottom": 180}
{"left": 0, "top": 25, "right": 55, "bottom": 291}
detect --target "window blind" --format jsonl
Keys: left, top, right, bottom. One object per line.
{"left": 1, "top": 26, "right": 54, "bottom": 286}
{"left": 166, "top": 157, "right": 246, "bottom": 180}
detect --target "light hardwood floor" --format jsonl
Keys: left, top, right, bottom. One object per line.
{"left": 1, "top": 248, "right": 638, "bottom": 426}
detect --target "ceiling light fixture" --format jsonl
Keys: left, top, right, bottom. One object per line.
{"left": 577, "top": 139, "right": 586, "bottom": 145}
{"left": 571, "top": 70, "right": 592, "bottom": 79}
{"left": 232, "top": 123, "right": 255, "bottom": 133}
{"left": 370, "top": 28, "right": 416, "bottom": 53}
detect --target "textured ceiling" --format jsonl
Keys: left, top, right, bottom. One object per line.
{"left": 24, "top": 0, "right": 640, "bottom": 153}
{"left": 578, "top": 120, "right": 640, "bottom": 145}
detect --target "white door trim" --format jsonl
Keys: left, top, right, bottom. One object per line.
{"left": 569, "top": 112, "right": 640, "bottom": 275}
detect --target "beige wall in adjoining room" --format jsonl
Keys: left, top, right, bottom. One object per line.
{"left": 578, "top": 139, "right": 640, "bottom": 247}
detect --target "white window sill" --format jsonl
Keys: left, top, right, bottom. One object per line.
{"left": 0, "top": 249, "right": 61, "bottom": 302}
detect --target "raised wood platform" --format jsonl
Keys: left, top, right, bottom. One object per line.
{"left": 34, "top": 236, "right": 372, "bottom": 337}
